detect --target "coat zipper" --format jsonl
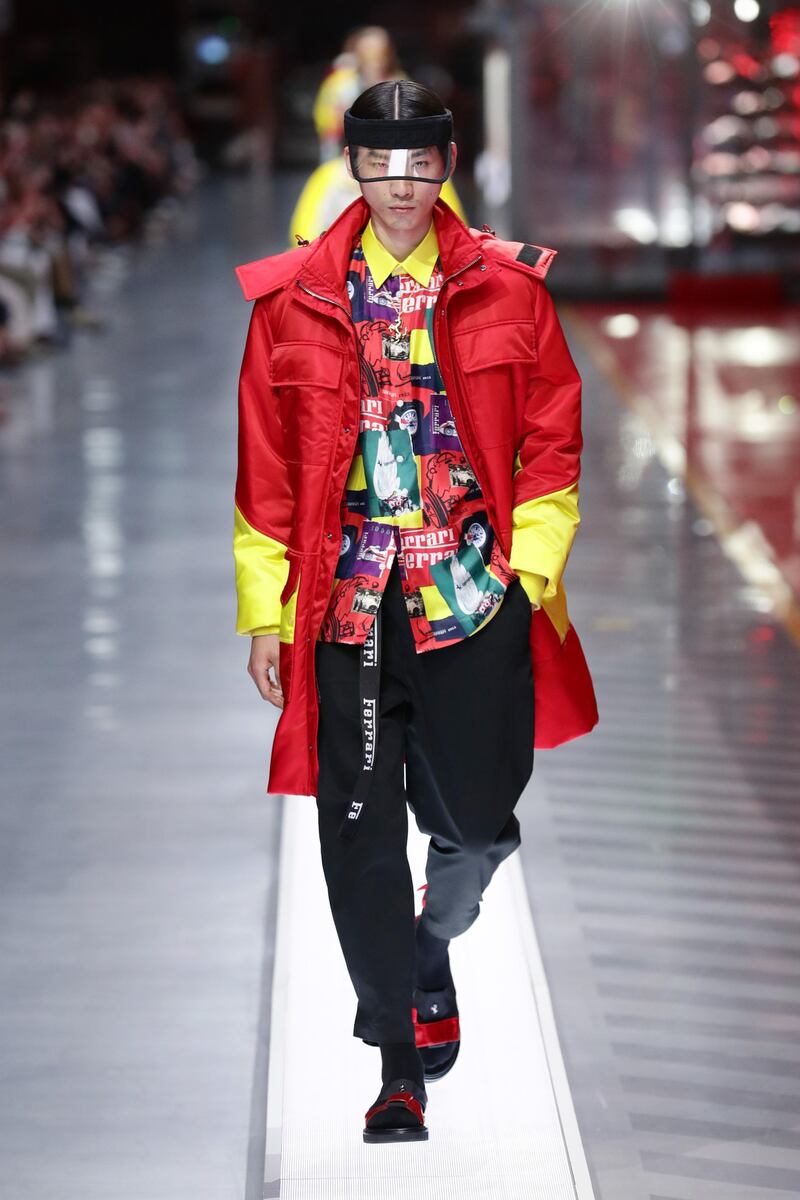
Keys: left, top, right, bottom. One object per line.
{"left": 295, "top": 279, "right": 359, "bottom": 679}
{"left": 293, "top": 280, "right": 358, "bottom": 781}
{"left": 296, "top": 279, "right": 355, "bottom": 328}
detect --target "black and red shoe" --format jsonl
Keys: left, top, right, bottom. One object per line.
{"left": 413, "top": 884, "right": 461, "bottom": 1081}
{"left": 363, "top": 1076, "right": 429, "bottom": 1143}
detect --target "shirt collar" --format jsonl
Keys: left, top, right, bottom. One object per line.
{"left": 360, "top": 218, "right": 439, "bottom": 289}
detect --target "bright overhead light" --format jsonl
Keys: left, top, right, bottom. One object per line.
{"left": 772, "top": 53, "right": 800, "bottom": 78}
{"left": 614, "top": 207, "right": 658, "bottom": 244}
{"left": 196, "top": 34, "right": 230, "bottom": 65}
{"left": 602, "top": 314, "right": 640, "bottom": 339}
{"left": 734, "top": 0, "right": 760, "bottom": 21}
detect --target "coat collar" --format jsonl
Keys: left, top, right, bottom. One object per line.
{"left": 295, "top": 195, "right": 488, "bottom": 304}
{"left": 233, "top": 194, "right": 558, "bottom": 303}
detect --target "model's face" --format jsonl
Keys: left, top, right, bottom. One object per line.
{"left": 345, "top": 143, "right": 457, "bottom": 235}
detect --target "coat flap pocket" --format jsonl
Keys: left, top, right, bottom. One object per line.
{"left": 453, "top": 320, "right": 537, "bottom": 372}
{"left": 270, "top": 340, "right": 344, "bottom": 389}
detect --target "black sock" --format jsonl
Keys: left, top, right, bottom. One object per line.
{"left": 415, "top": 912, "right": 452, "bottom": 990}
{"left": 380, "top": 1041, "right": 424, "bottom": 1087}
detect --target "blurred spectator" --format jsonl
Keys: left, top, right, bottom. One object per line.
{"left": 0, "top": 74, "right": 200, "bottom": 368}
{"left": 313, "top": 27, "right": 404, "bottom": 162}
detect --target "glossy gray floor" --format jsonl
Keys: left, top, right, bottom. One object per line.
{"left": 1, "top": 172, "right": 798, "bottom": 1200}
{"left": 522, "top": 331, "right": 800, "bottom": 1198}
{"left": 0, "top": 174, "right": 300, "bottom": 1200}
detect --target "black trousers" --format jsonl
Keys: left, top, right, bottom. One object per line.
{"left": 314, "top": 556, "right": 535, "bottom": 1045}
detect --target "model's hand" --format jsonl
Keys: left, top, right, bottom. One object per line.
{"left": 248, "top": 633, "right": 284, "bottom": 708}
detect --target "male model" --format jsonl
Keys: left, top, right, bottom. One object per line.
{"left": 233, "top": 79, "right": 597, "bottom": 1144}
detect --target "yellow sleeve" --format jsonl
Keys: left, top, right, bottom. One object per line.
{"left": 233, "top": 505, "right": 290, "bottom": 637}
{"left": 515, "top": 569, "right": 548, "bottom": 609}
{"left": 233, "top": 298, "right": 294, "bottom": 637}
{"left": 508, "top": 474, "right": 581, "bottom": 604}
{"left": 507, "top": 281, "right": 582, "bottom": 602}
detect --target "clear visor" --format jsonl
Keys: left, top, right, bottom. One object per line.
{"left": 349, "top": 143, "right": 451, "bottom": 184}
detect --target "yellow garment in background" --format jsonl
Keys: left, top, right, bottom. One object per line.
{"left": 312, "top": 66, "right": 360, "bottom": 144}
{"left": 312, "top": 65, "right": 408, "bottom": 158}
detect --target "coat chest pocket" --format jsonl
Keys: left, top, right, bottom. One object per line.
{"left": 452, "top": 320, "right": 538, "bottom": 449}
{"left": 269, "top": 341, "right": 345, "bottom": 464}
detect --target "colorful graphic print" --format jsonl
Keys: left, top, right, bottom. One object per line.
{"left": 318, "top": 238, "right": 517, "bottom": 650}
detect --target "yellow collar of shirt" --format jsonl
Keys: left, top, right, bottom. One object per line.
{"left": 360, "top": 218, "right": 439, "bottom": 289}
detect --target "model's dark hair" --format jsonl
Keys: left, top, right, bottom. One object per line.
{"left": 350, "top": 79, "right": 448, "bottom": 123}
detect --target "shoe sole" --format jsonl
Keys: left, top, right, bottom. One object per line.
{"left": 421, "top": 1037, "right": 460, "bottom": 1081}
{"left": 363, "top": 1125, "right": 429, "bottom": 1143}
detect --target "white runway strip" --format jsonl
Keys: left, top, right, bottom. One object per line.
{"left": 264, "top": 794, "right": 596, "bottom": 1200}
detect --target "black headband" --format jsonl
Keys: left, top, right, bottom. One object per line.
{"left": 343, "top": 109, "right": 453, "bottom": 149}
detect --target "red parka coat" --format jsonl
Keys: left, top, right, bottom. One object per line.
{"left": 233, "top": 196, "right": 598, "bottom": 797}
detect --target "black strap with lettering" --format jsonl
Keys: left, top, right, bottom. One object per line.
{"left": 337, "top": 602, "right": 382, "bottom": 841}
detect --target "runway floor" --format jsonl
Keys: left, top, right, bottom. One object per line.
{"left": 1, "top": 172, "right": 799, "bottom": 1200}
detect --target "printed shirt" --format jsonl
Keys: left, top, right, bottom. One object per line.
{"left": 318, "top": 218, "right": 527, "bottom": 652}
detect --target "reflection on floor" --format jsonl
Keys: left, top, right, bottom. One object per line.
{"left": 522, "top": 298, "right": 800, "bottom": 1200}
{"left": 568, "top": 301, "right": 800, "bottom": 641}
{"left": 0, "top": 172, "right": 299, "bottom": 1200}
